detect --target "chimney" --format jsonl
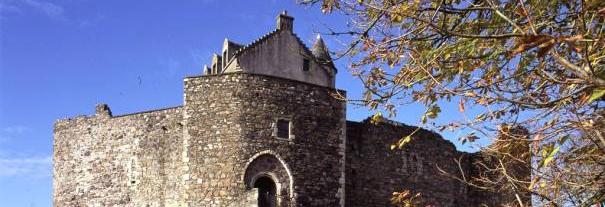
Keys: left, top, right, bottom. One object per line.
{"left": 95, "top": 103, "right": 112, "bottom": 118}
{"left": 276, "top": 10, "right": 294, "bottom": 32}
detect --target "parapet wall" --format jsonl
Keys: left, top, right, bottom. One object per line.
{"left": 345, "top": 119, "right": 472, "bottom": 206}
{"left": 53, "top": 106, "right": 184, "bottom": 207}
{"left": 345, "top": 119, "right": 531, "bottom": 207}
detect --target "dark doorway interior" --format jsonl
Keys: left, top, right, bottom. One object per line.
{"left": 254, "top": 176, "right": 277, "bottom": 207}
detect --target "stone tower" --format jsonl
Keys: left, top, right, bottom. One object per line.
{"left": 183, "top": 11, "right": 345, "bottom": 206}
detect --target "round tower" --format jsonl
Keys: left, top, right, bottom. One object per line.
{"left": 183, "top": 73, "right": 346, "bottom": 206}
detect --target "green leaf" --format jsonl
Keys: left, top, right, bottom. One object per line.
{"left": 426, "top": 105, "right": 441, "bottom": 119}
{"left": 541, "top": 146, "right": 560, "bottom": 168}
{"left": 588, "top": 88, "right": 605, "bottom": 103}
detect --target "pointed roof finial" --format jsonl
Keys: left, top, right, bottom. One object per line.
{"left": 281, "top": 10, "right": 288, "bottom": 15}
{"left": 312, "top": 34, "right": 335, "bottom": 70}
{"left": 312, "top": 34, "right": 330, "bottom": 60}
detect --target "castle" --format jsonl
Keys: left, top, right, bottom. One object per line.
{"left": 53, "top": 12, "right": 524, "bottom": 207}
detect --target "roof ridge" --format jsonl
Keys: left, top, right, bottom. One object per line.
{"left": 232, "top": 29, "right": 280, "bottom": 57}
{"left": 226, "top": 29, "right": 337, "bottom": 74}
{"left": 291, "top": 33, "right": 314, "bottom": 59}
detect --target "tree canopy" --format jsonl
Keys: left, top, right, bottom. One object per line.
{"left": 302, "top": 0, "right": 605, "bottom": 206}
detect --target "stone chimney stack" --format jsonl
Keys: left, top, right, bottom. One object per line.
{"left": 277, "top": 10, "right": 294, "bottom": 32}
{"left": 95, "top": 103, "right": 112, "bottom": 118}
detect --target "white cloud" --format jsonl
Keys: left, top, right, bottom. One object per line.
{"left": 21, "top": 0, "right": 64, "bottom": 19}
{"left": 0, "top": 156, "right": 52, "bottom": 178}
{"left": 1, "top": 0, "right": 65, "bottom": 21}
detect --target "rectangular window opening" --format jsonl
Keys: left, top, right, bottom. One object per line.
{"left": 276, "top": 119, "right": 290, "bottom": 139}
{"left": 303, "top": 58, "right": 310, "bottom": 71}
{"left": 223, "top": 51, "right": 228, "bottom": 64}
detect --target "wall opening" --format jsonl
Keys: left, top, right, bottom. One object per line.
{"left": 276, "top": 119, "right": 290, "bottom": 139}
{"left": 303, "top": 58, "right": 310, "bottom": 71}
{"left": 255, "top": 176, "right": 277, "bottom": 207}
{"left": 243, "top": 152, "right": 293, "bottom": 206}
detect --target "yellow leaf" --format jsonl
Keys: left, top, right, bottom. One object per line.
{"left": 391, "top": 135, "right": 414, "bottom": 150}
{"left": 464, "top": 91, "right": 476, "bottom": 97}
{"left": 370, "top": 112, "right": 382, "bottom": 124}
{"left": 426, "top": 105, "right": 441, "bottom": 119}
{"left": 588, "top": 88, "right": 605, "bottom": 103}
{"left": 541, "top": 146, "right": 560, "bottom": 168}
{"left": 529, "top": 177, "right": 539, "bottom": 189}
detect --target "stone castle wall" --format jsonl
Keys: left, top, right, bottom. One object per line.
{"left": 466, "top": 127, "right": 532, "bottom": 206}
{"left": 345, "top": 120, "right": 473, "bottom": 207}
{"left": 53, "top": 106, "right": 184, "bottom": 207}
{"left": 53, "top": 72, "right": 527, "bottom": 207}
{"left": 345, "top": 119, "right": 531, "bottom": 207}
{"left": 182, "top": 73, "right": 346, "bottom": 206}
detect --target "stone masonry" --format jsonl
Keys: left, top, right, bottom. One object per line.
{"left": 53, "top": 11, "right": 527, "bottom": 207}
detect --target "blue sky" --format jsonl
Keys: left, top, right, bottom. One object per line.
{"left": 0, "top": 0, "right": 487, "bottom": 206}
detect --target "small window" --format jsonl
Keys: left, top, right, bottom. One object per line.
{"left": 303, "top": 58, "right": 310, "bottom": 71}
{"left": 276, "top": 119, "right": 290, "bottom": 139}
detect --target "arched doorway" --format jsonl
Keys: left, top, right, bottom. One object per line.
{"left": 254, "top": 176, "right": 277, "bottom": 207}
{"left": 243, "top": 152, "right": 293, "bottom": 206}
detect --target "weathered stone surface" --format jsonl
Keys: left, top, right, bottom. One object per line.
{"left": 345, "top": 119, "right": 472, "bottom": 207}
{"left": 54, "top": 107, "right": 184, "bottom": 207}
{"left": 53, "top": 11, "right": 526, "bottom": 207}
{"left": 182, "top": 73, "right": 346, "bottom": 206}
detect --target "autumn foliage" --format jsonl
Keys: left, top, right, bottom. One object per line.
{"left": 302, "top": 0, "right": 605, "bottom": 206}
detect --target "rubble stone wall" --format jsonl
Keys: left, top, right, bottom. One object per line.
{"left": 53, "top": 107, "right": 183, "bottom": 207}
{"left": 345, "top": 120, "right": 473, "bottom": 207}
{"left": 54, "top": 72, "right": 527, "bottom": 207}
{"left": 182, "top": 73, "right": 346, "bottom": 206}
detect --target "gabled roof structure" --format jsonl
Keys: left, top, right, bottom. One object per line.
{"left": 204, "top": 11, "right": 337, "bottom": 88}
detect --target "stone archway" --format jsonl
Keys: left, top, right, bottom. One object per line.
{"left": 243, "top": 152, "right": 293, "bottom": 206}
